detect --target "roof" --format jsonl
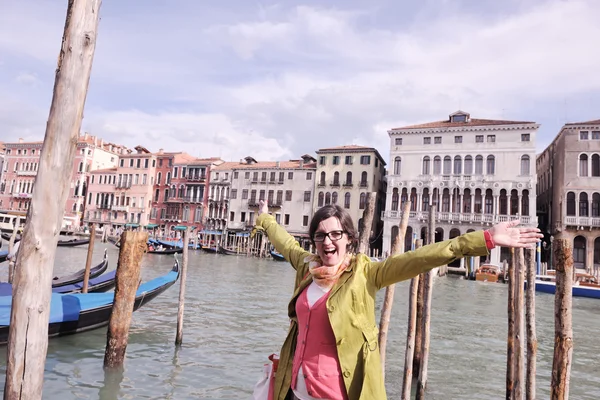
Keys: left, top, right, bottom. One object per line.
{"left": 564, "top": 119, "right": 600, "bottom": 126}
{"left": 393, "top": 118, "right": 536, "bottom": 130}
{"left": 185, "top": 157, "right": 224, "bottom": 166}
{"left": 212, "top": 160, "right": 316, "bottom": 171}
{"left": 315, "top": 145, "right": 386, "bottom": 165}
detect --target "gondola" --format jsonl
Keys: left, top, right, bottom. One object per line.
{"left": 0, "top": 256, "right": 114, "bottom": 296}
{"left": 51, "top": 250, "right": 109, "bottom": 288}
{"left": 0, "top": 233, "right": 18, "bottom": 242}
{"left": 0, "top": 250, "right": 7, "bottom": 263}
{"left": 57, "top": 238, "right": 90, "bottom": 247}
{"left": 0, "top": 257, "right": 180, "bottom": 344}
{"left": 219, "top": 246, "right": 239, "bottom": 256}
{"left": 110, "top": 237, "right": 182, "bottom": 254}
{"left": 270, "top": 249, "right": 286, "bottom": 262}
{"left": 201, "top": 245, "right": 222, "bottom": 254}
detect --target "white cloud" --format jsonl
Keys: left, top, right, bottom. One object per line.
{"left": 15, "top": 72, "right": 39, "bottom": 86}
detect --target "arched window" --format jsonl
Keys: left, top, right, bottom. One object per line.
{"left": 474, "top": 189, "right": 482, "bottom": 213}
{"left": 360, "top": 171, "right": 368, "bottom": 187}
{"left": 332, "top": 192, "right": 338, "bottom": 204}
{"left": 443, "top": 156, "right": 451, "bottom": 174}
{"left": 400, "top": 188, "right": 408, "bottom": 206}
{"left": 391, "top": 226, "right": 399, "bottom": 251}
{"left": 394, "top": 157, "right": 401, "bottom": 175}
{"left": 486, "top": 155, "right": 495, "bottom": 175}
{"left": 320, "top": 171, "right": 326, "bottom": 185}
{"left": 580, "top": 154, "right": 588, "bottom": 176}
{"left": 433, "top": 156, "right": 441, "bottom": 175}
{"left": 157, "top": 172, "right": 162, "bottom": 185}
{"left": 318, "top": 192, "right": 324, "bottom": 207}
{"left": 410, "top": 188, "right": 417, "bottom": 211}
{"left": 463, "top": 188, "right": 471, "bottom": 213}
{"left": 78, "top": 162, "right": 83, "bottom": 172}
{"left": 325, "top": 192, "right": 331, "bottom": 205}
{"left": 579, "top": 192, "right": 589, "bottom": 216}
{"left": 464, "top": 156, "right": 473, "bottom": 175}
{"left": 566, "top": 192, "right": 576, "bottom": 216}
{"left": 475, "top": 155, "right": 484, "bottom": 174}
{"left": 521, "top": 190, "right": 529, "bottom": 216}
{"left": 359, "top": 193, "right": 366, "bottom": 209}
{"left": 510, "top": 190, "right": 519, "bottom": 215}
{"left": 422, "top": 188, "right": 430, "bottom": 211}
{"left": 74, "top": 181, "right": 80, "bottom": 197}
{"left": 520, "top": 155, "right": 530, "bottom": 175}
{"left": 499, "top": 189, "right": 508, "bottom": 215}
{"left": 155, "top": 189, "right": 160, "bottom": 202}
{"left": 442, "top": 189, "right": 450, "bottom": 212}
{"left": 453, "top": 156, "right": 462, "bottom": 175}
{"left": 484, "top": 189, "right": 493, "bottom": 214}
{"left": 592, "top": 154, "right": 600, "bottom": 177}
{"left": 166, "top": 172, "right": 171, "bottom": 184}
{"left": 592, "top": 193, "right": 600, "bottom": 217}
{"left": 345, "top": 171, "right": 352, "bottom": 185}
{"left": 178, "top": 185, "right": 185, "bottom": 198}
{"left": 344, "top": 192, "right": 351, "bottom": 209}
{"left": 391, "top": 188, "right": 399, "bottom": 211}
{"left": 574, "top": 236, "right": 586, "bottom": 267}
{"left": 164, "top": 189, "right": 169, "bottom": 201}
{"left": 422, "top": 156, "right": 430, "bottom": 175}
{"left": 333, "top": 172, "right": 340, "bottom": 185}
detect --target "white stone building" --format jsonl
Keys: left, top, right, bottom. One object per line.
{"left": 383, "top": 111, "right": 539, "bottom": 265}
{"left": 216, "top": 155, "right": 317, "bottom": 242}
{"left": 313, "top": 145, "right": 387, "bottom": 253}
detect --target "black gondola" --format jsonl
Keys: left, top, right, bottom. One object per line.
{"left": 147, "top": 247, "right": 183, "bottom": 255}
{"left": 0, "top": 251, "right": 7, "bottom": 263}
{"left": 51, "top": 250, "right": 109, "bottom": 288}
{"left": 0, "top": 258, "right": 180, "bottom": 344}
{"left": 201, "top": 245, "right": 222, "bottom": 254}
{"left": 57, "top": 238, "right": 90, "bottom": 247}
{"left": 219, "top": 246, "right": 240, "bottom": 256}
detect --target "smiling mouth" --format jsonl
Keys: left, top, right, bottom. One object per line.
{"left": 323, "top": 248, "right": 336, "bottom": 256}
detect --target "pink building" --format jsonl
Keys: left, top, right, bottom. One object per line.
{"left": 84, "top": 146, "right": 157, "bottom": 229}
{"left": 0, "top": 135, "right": 127, "bottom": 229}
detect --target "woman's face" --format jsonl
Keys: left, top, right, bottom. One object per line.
{"left": 314, "top": 217, "right": 349, "bottom": 267}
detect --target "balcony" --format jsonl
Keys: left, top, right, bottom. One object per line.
{"left": 164, "top": 214, "right": 181, "bottom": 221}
{"left": 183, "top": 196, "right": 203, "bottom": 203}
{"left": 12, "top": 193, "right": 32, "bottom": 199}
{"left": 115, "top": 182, "right": 131, "bottom": 189}
{"left": 382, "top": 210, "right": 536, "bottom": 226}
{"left": 187, "top": 175, "right": 206, "bottom": 183}
{"left": 359, "top": 181, "right": 368, "bottom": 188}
{"left": 165, "top": 197, "right": 183, "bottom": 203}
{"left": 317, "top": 181, "right": 326, "bottom": 187}
{"left": 342, "top": 182, "right": 353, "bottom": 188}
{"left": 268, "top": 201, "right": 282, "bottom": 208}
{"left": 98, "top": 204, "right": 111, "bottom": 210}
{"left": 112, "top": 205, "right": 129, "bottom": 212}
{"left": 564, "top": 216, "right": 600, "bottom": 228}
{"left": 16, "top": 170, "right": 37, "bottom": 177}
{"left": 330, "top": 181, "right": 341, "bottom": 188}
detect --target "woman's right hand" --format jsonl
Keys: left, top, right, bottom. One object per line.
{"left": 258, "top": 199, "right": 268, "bottom": 215}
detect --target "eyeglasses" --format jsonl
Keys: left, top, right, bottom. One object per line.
{"left": 313, "top": 230, "right": 346, "bottom": 242}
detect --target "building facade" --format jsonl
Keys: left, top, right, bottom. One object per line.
{"left": 383, "top": 111, "right": 539, "bottom": 265}
{"left": 313, "top": 145, "right": 387, "bottom": 253}
{"left": 536, "top": 119, "right": 600, "bottom": 272}
{"left": 222, "top": 155, "right": 317, "bottom": 240}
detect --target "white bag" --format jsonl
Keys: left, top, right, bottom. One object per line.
{"left": 251, "top": 354, "right": 279, "bottom": 400}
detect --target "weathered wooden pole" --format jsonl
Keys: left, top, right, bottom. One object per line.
{"left": 401, "top": 238, "right": 422, "bottom": 400}
{"left": 550, "top": 239, "right": 573, "bottom": 400}
{"left": 175, "top": 227, "right": 190, "bottom": 345}
{"left": 357, "top": 193, "right": 376, "bottom": 254}
{"left": 415, "top": 205, "right": 436, "bottom": 400}
{"left": 379, "top": 201, "right": 411, "bottom": 377}
{"left": 4, "top": 2, "right": 102, "bottom": 398}
{"left": 507, "top": 248, "right": 516, "bottom": 399}
{"left": 524, "top": 248, "right": 537, "bottom": 400}
{"left": 104, "top": 231, "right": 148, "bottom": 369}
{"left": 82, "top": 223, "right": 96, "bottom": 293}
{"left": 513, "top": 248, "right": 525, "bottom": 400}
{"left": 7, "top": 225, "right": 19, "bottom": 284}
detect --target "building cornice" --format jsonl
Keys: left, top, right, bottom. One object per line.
{"left": 388, "top": 123, "right": 540, "bottom": 136}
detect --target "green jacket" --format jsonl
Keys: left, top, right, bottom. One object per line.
{"left": 256, "top": 213, "right": 489, "bottom": 400}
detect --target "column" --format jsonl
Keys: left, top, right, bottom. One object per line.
{"left": 518, "top": 193, "right": 522, "bottom": 216}
{"left": 417, "top": 192, "right": 422, "bottom": 213}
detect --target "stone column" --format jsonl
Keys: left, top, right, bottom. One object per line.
{"left": 518, "top": 193, "right": 522, "bottom": 216}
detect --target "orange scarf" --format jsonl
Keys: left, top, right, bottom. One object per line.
{"left": 304, "top": 253, "right": 353, "bottom": 290}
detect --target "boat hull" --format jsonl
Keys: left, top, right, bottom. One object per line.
{"left": 530, "top": 280, "right": 600, "bottom": 299}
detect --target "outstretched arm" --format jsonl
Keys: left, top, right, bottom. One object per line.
{"left": 255, "top": 200, "right": 311, "bottom": 270}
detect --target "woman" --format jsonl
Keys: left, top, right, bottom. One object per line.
{"left": 255, "top": 200, "right": 541, "bottom": 400}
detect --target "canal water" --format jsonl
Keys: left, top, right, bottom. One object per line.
{"left": 0, "top": 240, "right": 599, "bottom": 399}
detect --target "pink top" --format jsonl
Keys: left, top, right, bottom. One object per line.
{"left": 292, "top": 285, "right": 348, "bottom": 400}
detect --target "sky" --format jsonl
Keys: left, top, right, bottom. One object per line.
{"left": 1, "top": 0, "right": 599, "bottom": 163}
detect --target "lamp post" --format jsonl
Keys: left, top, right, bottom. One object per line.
{"left": 549, "top": 235, "right": 554, "bottom": 270}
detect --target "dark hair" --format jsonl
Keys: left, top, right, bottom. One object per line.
{"left": 309, "top": 205, "right": 358, "bottom": 251}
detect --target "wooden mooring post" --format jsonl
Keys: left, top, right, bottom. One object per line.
{"left": 104, "top": 231, "right": 148, "bottom": 369}
{"left": 415, "top": 204, "right": 436, "bottom": 400}
{"left": 550, "top": 239, "right": 574, "bottom": 400}
{"left": 4, "top": 1, "right": 102, "bottom": 398}
{"left": 401, "top": 238, "right": 422, "bottom": 400}
{"left": 379, "top": 201, "right": 411, "bottom": 379}
{"left": 506, "top": 248, "right": 516, "bottom": 399}
{"left": 82, "top": 223, "right": 96, "bottom": 293}
{"left": 513, "top": 248, "right": 525, "bottom": 399}
{"left": 524, "top": 248, "right": 537, "bottom": 400}
{"left": 357, "top": 192, "right": 376, "bottom": 254}
{"left": 175, "top": 227, "right": 190, "bottom": 345}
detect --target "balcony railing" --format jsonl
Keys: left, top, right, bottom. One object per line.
{"left": 16, "top": 170, "right": 37, "bottom": 176}
{"left": 187, "top": 175, "right": 206, "bottom": 182}
{"left": 112, "top": 205, "right": 129, "bottom": 212}
{"left": 359, "top": 181, "right": 368, "bottom": 188}
{"left": 317, "top": 182, "right": 326, "bottom": 187}
{"left": 331, "top": 181, "right": 341, "bottom": 187}
{"left": 165, "top": 197, "right": 183, "bottom": 203}
{"left": 115, "top": 182, "right": 132, "bottom": 189}
{"left": 12, "top": 193, "right": 32, "bottom": 199}
{"left": 382, "top": 210, "right": 536, "bottom": 226}
{"left": 564, "top": 216, "right": 600, "bottom": 228}
{"left": 98, "top": 204, "right": 111, "bottom": 210}
{"left": 183, "top": 196, "right": 203, "bottom": 203}
{"left": 343, "top": 182, "right": 353, "bottom": 188}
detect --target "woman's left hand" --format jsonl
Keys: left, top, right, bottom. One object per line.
{"left": 488, "top": 220, "right": 543, "bottom": 248}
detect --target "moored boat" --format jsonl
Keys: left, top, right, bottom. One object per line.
{"left": 201, "top": 245, "right": 222, "bottom": 254}
{"left": 51, "top": 251, "right": 109, "bottom": 288}
{"left": 57, "top": 238, "right": 90, "bottom": 247}
{"left": 475, "top": 264, "right": 501, "bottom": 283}
{"left": 219, "top": 246, "right": 240, "bottom": 256}
{"left": 0, "top": 257, "right": 180, "bottom": 344}
{"left": 270, "top": 250, "right": 286, "bottom": 262}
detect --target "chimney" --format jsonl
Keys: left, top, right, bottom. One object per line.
{"left": 299, "top": 160, "right": 304, "bottom": 168}
{"left": 158, "top": 148, "right": 164, "bottom": 155}
{"left": 276, "top": 161, "right": 280, "bottom": 168}
{"left": 84, "top": 132, "right": 89, "bottom": 140}
{"left": 18, "top": 138, "right": 24, "bottom": 143}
